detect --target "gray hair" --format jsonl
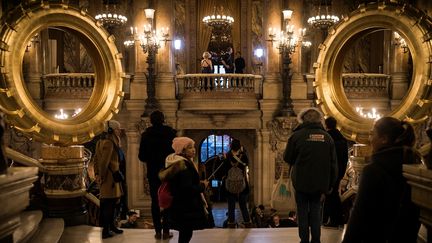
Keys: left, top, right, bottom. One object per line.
{"left": 297, "top": 107, "right": 323, "bottom": 124}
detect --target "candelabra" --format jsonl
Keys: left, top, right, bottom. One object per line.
{"left": 125, "top": 9, "right": 169, "bottom": 117}
{"left": 268, "top": 10, "right": 308, "bottom": 117}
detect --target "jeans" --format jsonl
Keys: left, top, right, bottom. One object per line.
{"left": 295, "top": 191, "right": 323, "bottom": 243}
{"left": 227, "top": 190, "right": 251, "bottom": 223}
{"left": 149, "top": 180, "right": 169, "bottom": 234}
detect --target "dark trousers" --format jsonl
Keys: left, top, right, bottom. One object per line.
{"left": 227, "top": 191, "right": 251, "bottom": 223}
{"left": 149, "top": 180, "right": 169, "bottom": 234}
{"left": 295, "top": 191, "right": 323, "bottom": 243}
{"left": 178, "top": 228, "right": 193, "bottom": 243}
{"left": 323, "top": 185, "right": 343, "bottom": 225}
{"left": 100, "top": 198, "right": 118, "bottom": 233}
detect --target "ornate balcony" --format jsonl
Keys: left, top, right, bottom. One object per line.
{"left": 176, "top": 74, "right": 263, "bottom": 115}
{"left": 342, "top": 73, "right": 390, "bottom": 99}
{"left": 42, "top": 73, "right": 95, "bottom": 99}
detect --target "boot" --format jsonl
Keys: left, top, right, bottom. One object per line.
{"left": 243, "top": 221, "right": 253, "bottom": 228}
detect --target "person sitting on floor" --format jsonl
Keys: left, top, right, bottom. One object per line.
{"left": 121, "top": 211, "right": 138, "bottom": 229}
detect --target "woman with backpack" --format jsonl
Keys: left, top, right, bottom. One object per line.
{"left": 159, "top": 137, "right": 209, "bottom": 243}
{"left": 222, "top": 138, "right": 252, "bottom": 228}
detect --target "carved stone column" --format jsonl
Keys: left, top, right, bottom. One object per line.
{"left": 39, "top": 145, "right": 87, "bottom": 225}
{"left": 390, "top": 36, "right": 409, "bottom": 107}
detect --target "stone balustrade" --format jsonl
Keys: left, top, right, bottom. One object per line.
{"left": 342, "top": 73, "right": 391, "bottom": 98}
{"left": 42, "top": 73, "right": 95, "bottom": 99}
{"left": 176, "top": 74, "right": 263, "bottom": 98}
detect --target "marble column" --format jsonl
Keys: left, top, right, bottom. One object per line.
{"left": 390, "top": 33, "right": 409, "bottom": 109}
{"left": 289, "top": 0, "right": 307, "bottom": 100}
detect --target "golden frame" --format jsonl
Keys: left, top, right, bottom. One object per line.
{"left": 315, "top": 2, "right": 432, "bottom": 143}
{"left": 0, "top": 3, "right": 124, "bottom": 145}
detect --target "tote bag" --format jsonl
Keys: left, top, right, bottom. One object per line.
{"left": 270, "top": 163, "right": 296, "bottom": 212}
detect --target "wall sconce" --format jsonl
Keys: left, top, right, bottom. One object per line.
{"left": 124, "top": 8, "right": 170, "bottom": 117}
{"left": 254, "top": 48, "right": 263, "bottom": 74}
{"left": 174, "top": 39, "right": 182, "bottom": 50}
{"left": 267, "top": 9, "right": 309, "bottom": 116}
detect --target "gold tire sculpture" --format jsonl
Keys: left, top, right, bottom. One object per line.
{"left": 0, "top": 2, "right": 124, "bottom": 145}
{"left": 315, "top": 2, "right": 432, "bottom": 143}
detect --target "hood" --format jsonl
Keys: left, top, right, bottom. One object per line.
{"left": 165, "top": 153, "right": 187, "bottom": 167}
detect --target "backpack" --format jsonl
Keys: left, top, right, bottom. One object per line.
{"left": 225, "top": 157, "right": 246, "bottom": 194}
{"left": 158, "top": 181, "right": 173, "bottom": 209}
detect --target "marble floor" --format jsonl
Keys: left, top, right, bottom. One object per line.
{"left": 60, "top": 225, "right": 345, "bottom": 243}
{"left": 59, "top": 202, "right": 345, "bottom": 243}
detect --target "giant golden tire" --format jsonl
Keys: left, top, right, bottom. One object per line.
{"left": 0, "top": 3, "right": 123, "bottom": 145}
{"left": 315, "top": 2, "right": 432, "bottom": 143}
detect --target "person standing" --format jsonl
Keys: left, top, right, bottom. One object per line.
{"left": 234, "top": 51, "right": 245, "bottom": 74}
{"left": 221, "top": 47, "right": 234, "bottom": 73}
{"left": 160, "top": 137, "right": 209, "bottom": 243}
{"left": 201, "top": 51, "right": 213, "bottom": 74}
{"left": 323, "top": 116, "right": 349, "bottom": 228}
{"left": 138, "top": 110, "right": 176, "bottom": 240}
{"left": 284, "top": 108, "right": 338, "bottom": 243}
{"left": 222, "top": 138, "right": 252, "bottom": 228}
{"left": 343, "top": 117, "right": 421, "bottom": 242}
{"left": 94, "top": 120, "right": 124, "bottom": 239}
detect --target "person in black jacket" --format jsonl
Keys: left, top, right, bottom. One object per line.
{"left": 343, "top": 117, "right": 421, "bottom": 243}
{"left": 160, "top": 137, "right": 209, "bottom": 243}
{"left": 222, "top": 138, "right": 252, "bottom": 228}
{"left": 323, "top": 116, "right": 349, "bottom": 228}
{"left": 138, "top": 110, "right": 177, "bottom": 240}
{"left": 284, "top": 107, "right": 338, "bottom": 243}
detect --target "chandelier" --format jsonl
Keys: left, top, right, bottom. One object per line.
{"left": 95, "top": 2, "right": 127, "bottom": 29}
{"left": 202, "top": 13, "right": 234, "bottom": 28}
{"left": 356, "top": 106, "right": 382, "bottom": 120}
{"left": 307, "top": 0, "right": 339, "bottom": 30}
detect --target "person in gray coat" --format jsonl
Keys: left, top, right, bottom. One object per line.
{"left": 284, "top": 108, "right": 338, "bottom": 243}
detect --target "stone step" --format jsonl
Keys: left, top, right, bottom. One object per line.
{"left": 13, "top": 210, "right": 43, "bottom": 243}
{"left": 30, "top": 217, "right": 64, "bottom": 243}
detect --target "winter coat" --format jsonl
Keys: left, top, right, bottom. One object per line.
{"left": 343, "top": 146, "right": 421, "bottom": 243}
{"left": 159, "top": 154, "right": 208, "bottom": 231}
{"left": 93, "top": 133, "right": 122, "bottom": 199}
{"left": 284, "top": 122, "right": 338, "bottom": 195}
{"left": 327, "top": 128, "right": 349, "bottom": 182}
{"left": 138, "top": 124, "right": 176, "bottom": 183}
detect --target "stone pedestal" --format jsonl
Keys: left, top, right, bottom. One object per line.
{"left": 39, "top": 145, "right": 87, "bottom": 226}
{"left": 0, "top": 167, "right": 38, "bottom": 242}
{"left": 403, "top": 164, "right": 432, "bottom": 243}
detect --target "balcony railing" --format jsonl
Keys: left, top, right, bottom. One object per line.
{"left": 342, "top": 73, "right": 390, "bottom": 99}
{"left": 176, "top": 74, "right": 263, "bottom": 98}
{"left": 42, "top": 73, "right": 95, "bottom": 99}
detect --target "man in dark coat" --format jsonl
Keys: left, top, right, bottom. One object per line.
{"left": 323, "top": 116, "right": 349, "bottom": 227}
{"left": 284, "top": 107, "right": 338, "bottom": 243}
{"left": 138, "top": 110, "right": 177, "bottom": 240}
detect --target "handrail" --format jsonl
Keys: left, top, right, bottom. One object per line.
{"left": 5, "top": 147, "right": 44, "bottom": 169}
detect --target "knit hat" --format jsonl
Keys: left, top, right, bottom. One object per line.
{"left": 172, "top": 137, "right": 195, "bottom": 155}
